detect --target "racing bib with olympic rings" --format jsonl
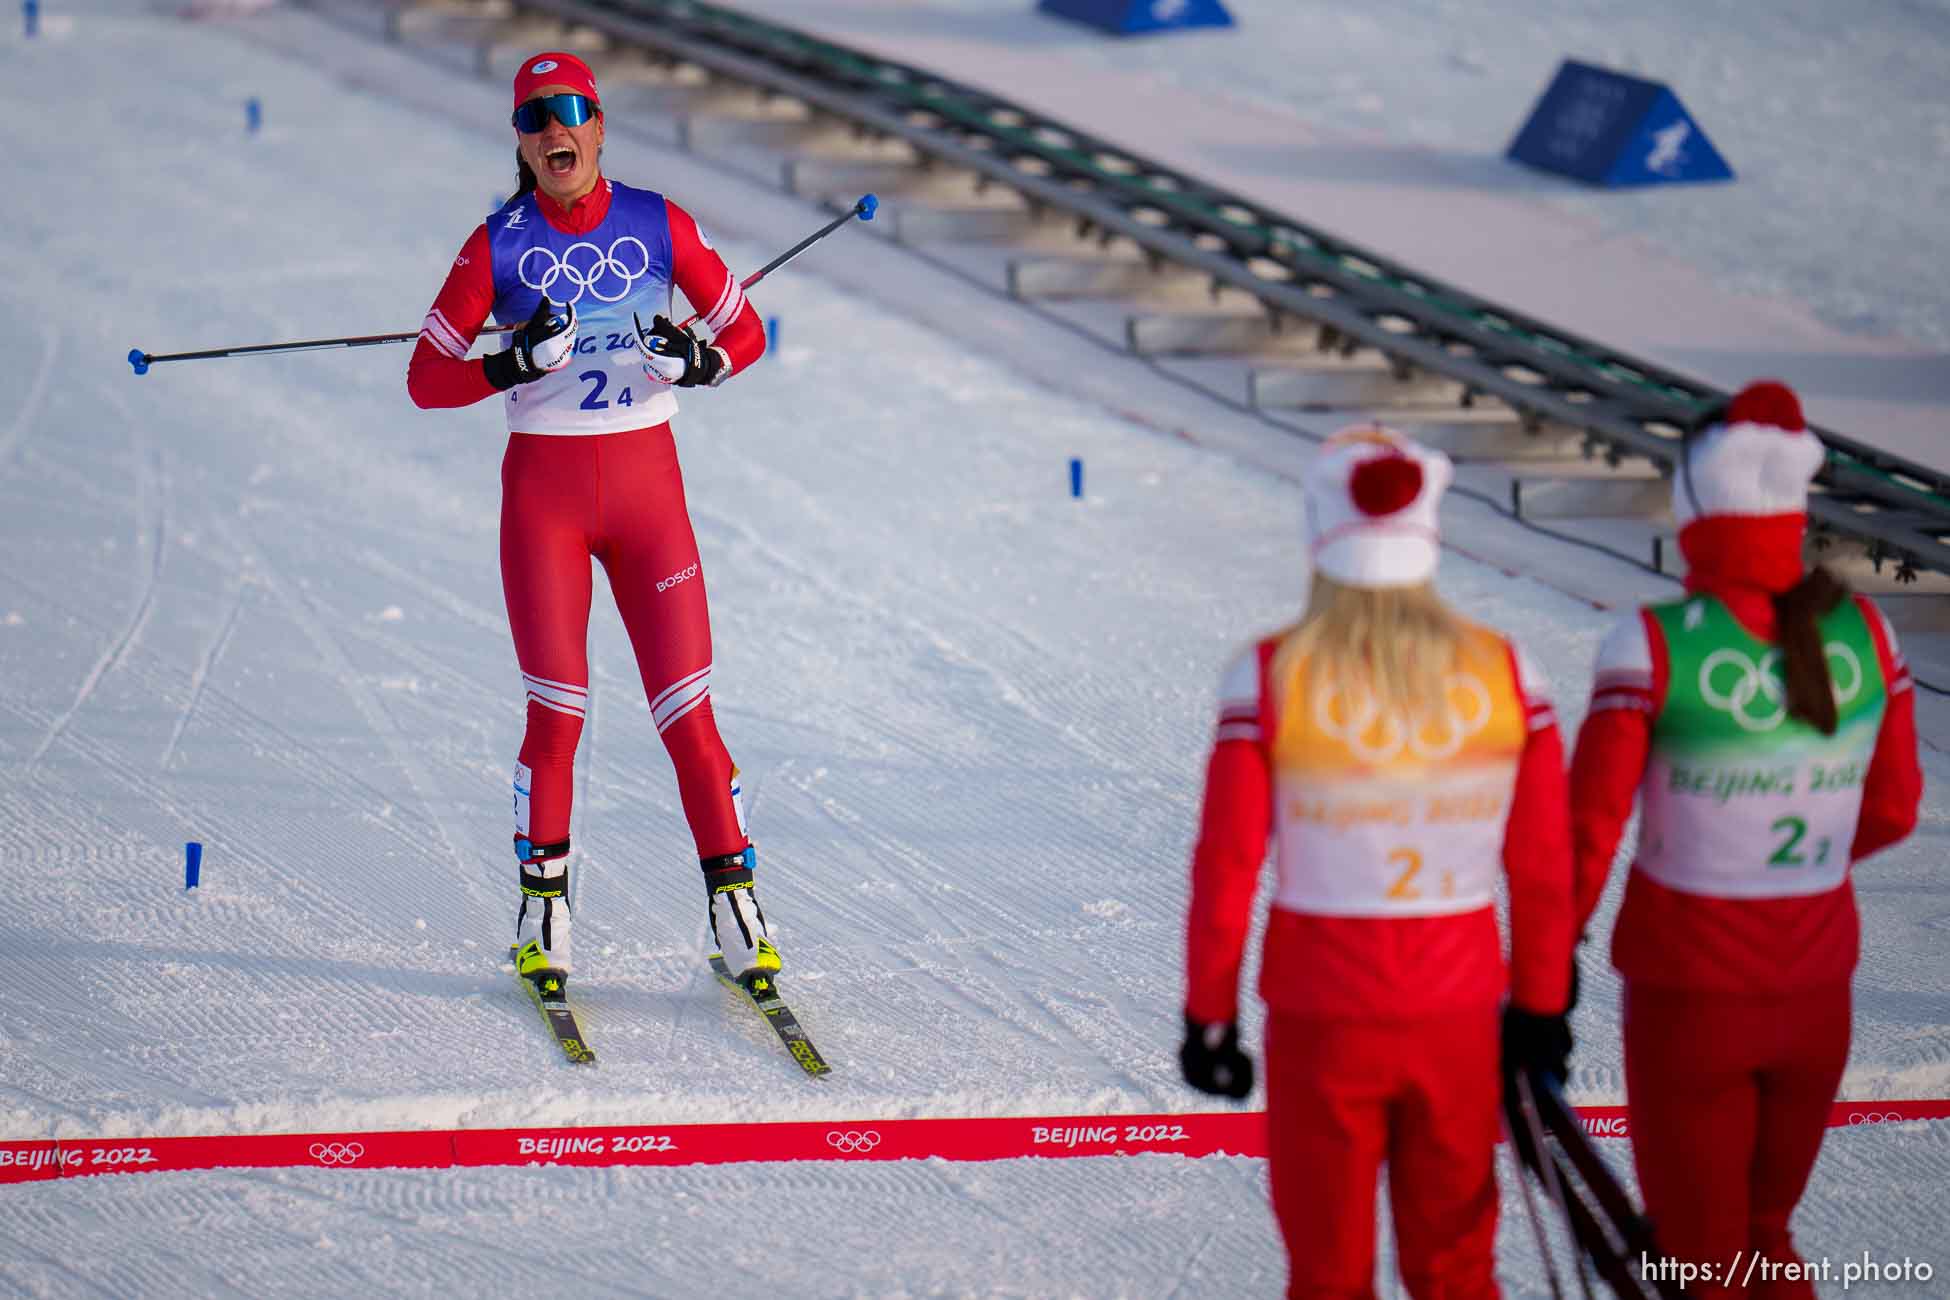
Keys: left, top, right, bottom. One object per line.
{"left": 1268, "top": 627, "right": 1529, "bottom": 917}
{"left": 488, "top": 181, "right": 679, "bottom": 435}
{"left": 1635, "top": 595, "right": 1885, "bottom": 899}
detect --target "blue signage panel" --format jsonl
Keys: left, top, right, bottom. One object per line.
{"left": 1604, "top": 88, "right": 1735, "bottom": 186}
{"left": 1508, "top": 60, "right": 1733, "bottom": 187}
{"left": 1038, "top": 0, "right": 1235, "bottom": 36}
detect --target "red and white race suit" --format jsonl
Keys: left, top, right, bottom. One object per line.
{"left": 1185, "top": 624, "right": 1574, "bottom": 1298}
{"left": 407, "top": 178, "right": 765, "bottom": 859}
{"left": 1570, "top": 515, "right": 1922, "bottom": 1298}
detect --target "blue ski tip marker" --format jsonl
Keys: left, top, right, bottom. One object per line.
{"left": 855, "top": 193, "right": 878, "bottom": 221}
{"left": 185, "top": 841, "right": 202, "bottom": 890}
{"left": 128, "top": 349, "right": 150, "bottom": 376}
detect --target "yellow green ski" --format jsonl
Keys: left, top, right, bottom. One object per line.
{"left": 711, "top": 956, "right": 830, "bottom": 1078}
{"left": 510, "top": 945, "right": 596, "bottom": 1066}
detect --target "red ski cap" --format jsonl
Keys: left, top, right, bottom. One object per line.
{"left": 513, "top": 52, "right": 601, "bottom": 110}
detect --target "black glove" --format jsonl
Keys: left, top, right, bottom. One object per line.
{"left": 1179, "top": 1013, "right": 1254, "bottom": 1100}
{"left": 1502, "top": 1003, "right": 1573, "bottom": 1087}
{"left": 482, "top": 295, "right": 578, "bottom": 390}
{"left": 635, "top": 312, "right": 728, "bottom": 388}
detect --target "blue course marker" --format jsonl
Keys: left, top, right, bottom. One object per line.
{"left": 246, "top": 98, "right": 262, "bottom": 133}
{"left": 766, "top": 315, "right": 780, "bottom": 351}
{"left": 1070, "top": 457, "right": 1084, "bottom": 499}
{"left": 185, "top": 841, "right": 202, "bottom": 890}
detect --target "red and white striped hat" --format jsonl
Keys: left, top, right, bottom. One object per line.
{"left": 1304, "top": 425, "right": 1452, "bottom": 588}
{"left": 1675, "top": 380, "right": 1825, "bottom": 528}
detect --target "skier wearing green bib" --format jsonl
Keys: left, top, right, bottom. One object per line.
{"left": 1568, "top": 381, "right": 1922, "bottom": 1298}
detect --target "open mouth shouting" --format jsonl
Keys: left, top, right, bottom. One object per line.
{"left": 513, "top": 87, "right": 604, "bottom": 202}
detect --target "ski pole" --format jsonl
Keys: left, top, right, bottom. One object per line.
{"left": 1515, "top": 1069, "right": 1596, "bottom": 1300}
{"left": 671, "top": 192, "right": 877, "bottom": 331}
{"left": 127, "top": 325, "right": 518, "bottom": 374}
{"left": 1513, "top": 1068, "right": 1597, "bottom": 1300}
{"left": 127, "top": 194, "right": 878, "bottom": 376}
{"left": 1510, "top": 1106, "right": 1567, "bottom": 1300}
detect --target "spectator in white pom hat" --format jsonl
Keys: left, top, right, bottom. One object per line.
{"left": 1179, "top": 424, "right": 1575, "bottom": 1298}
{"left": 1569, "top": 380, "right": 1922, "bottom": 1296}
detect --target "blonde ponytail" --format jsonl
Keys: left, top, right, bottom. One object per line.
{"left": 1269, "top": 575, "right": 1470, "bottom": 753}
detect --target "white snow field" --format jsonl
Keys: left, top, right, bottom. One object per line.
{"left": 1, "top": 1, "right": 1948, "bottom": 1296}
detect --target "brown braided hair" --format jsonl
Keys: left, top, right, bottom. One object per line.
{"left": 1775, "top": 567, "right": 1849, "bottom": 735}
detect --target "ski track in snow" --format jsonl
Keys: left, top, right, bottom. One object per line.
{"left": 26, "top": 396, "right": 166, "bottom": 770}
{"left": 160, "top": 573, "right": 249, "bottom": 769}
{"left": 3, "top": 0, "right": 1948, "bottom": 1293}
{"left": 0, "top": 326, "right": 58, "bottom": 476}
{"left": 199, "top": 508, "right": 480, "bottom": 888}
{"left": 0, "top": 574, "right": 462, "bottom": 870}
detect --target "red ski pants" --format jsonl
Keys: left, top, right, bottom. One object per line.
{"left": 1265, "top": 1008, "right": 1501, "bottom": 1299}
{"left": 1623, "top": 981, "right": 1851, "bottom": 1299}
{"left": 500, "top": 426, "right": 746, "bottom": 860}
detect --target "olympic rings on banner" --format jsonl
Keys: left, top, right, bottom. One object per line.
{"left": 517, "top": 236, "right": 652, "bottom": 305}
{"left": 1312, "top": 674, "right": 1491, "bottom": 763}
{"left": 1845, "top": 1111, "right": 1909, "bottom": 1126}
{"left": 308, "top": 1142, "right": 365, "bottom": 1165}
{"left": 1701, "top": 642, "right": 1863, "bottom": 733}
{"left": 826, "top": 1130, "right": 881, "bottom": 1154}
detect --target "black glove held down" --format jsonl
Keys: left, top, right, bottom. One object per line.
{"left": 1179, "top": 1013, "right": 1254, "bottom": 1100}
{"left": 1501, "top": 1004, "right": 1573, "bottom": 1087}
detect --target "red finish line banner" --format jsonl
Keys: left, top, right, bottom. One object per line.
{"left": 3, "top": 1101, "right": 1946, "bottom": 1186}
{"left": 1563, "top": 1099, "right": 1950, "bottom": 1142}
{"left": 453, "top": 1113, "right": 1265, "bottom": 1171}
{"left": 0, "top": 1130, "right": 455, "bottom": 1184}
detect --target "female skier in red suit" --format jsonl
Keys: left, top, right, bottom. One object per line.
{"left": 1569, "top": 381, "right": 1922, "bottom": 1297}
{"left": 1180, "top": 426, "right": 1576, "bottom": 1298}
{"left": 406, "top": 51, "right": 778, "bottom": 991}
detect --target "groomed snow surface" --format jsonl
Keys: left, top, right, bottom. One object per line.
{"left": 2, "top": 2, "right": 1947, "bottom": 1296}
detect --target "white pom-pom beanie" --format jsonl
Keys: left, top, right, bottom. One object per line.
{"left": 1304, "top": 426, "right": 1454, "bottom": 588}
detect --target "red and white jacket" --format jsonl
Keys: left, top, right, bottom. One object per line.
{"left": 1570, "top": 516, "right": 1923, "bottom": 992}
{"left": 1184, "top": 626, "right": 1576, "bottom": 1025}
{"left": 406, "top": 181, "right": 765, "bottom": 417}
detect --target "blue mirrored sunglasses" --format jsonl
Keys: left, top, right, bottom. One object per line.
{"left": 512, "top": 93, "right": 597, "bottom": 134}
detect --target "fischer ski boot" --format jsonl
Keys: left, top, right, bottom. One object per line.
{"left": 704, "top": 845, "right": 781, "bottom": 979}
{"left": 513, "top": 837, "right": 573, "bottom": 993}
